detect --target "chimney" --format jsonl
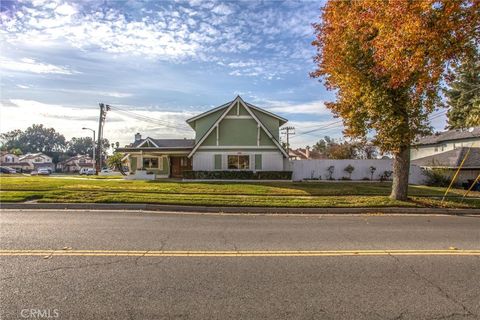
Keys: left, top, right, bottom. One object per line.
{"left": 135, "top": 133, "right": 142, "bottom": 141}
{"left": 305, "top": 147, "right": 310, "bottom": 159}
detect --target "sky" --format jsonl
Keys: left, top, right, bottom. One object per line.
{"left": 0, "top": 0, "right": 448, "bottom": 148}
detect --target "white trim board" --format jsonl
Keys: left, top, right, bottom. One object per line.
{"left": 136, "top": 137, "right": 159, "bottom": 148}
{"left": 198, "top": 146, "right": 279, "bottom": 149}
{"left": 188, "top": 96, "right": 288, "bottom": 158}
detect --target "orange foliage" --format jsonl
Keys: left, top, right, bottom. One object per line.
{"left": 311, "top": 0, "right": 479, "bottom": 152}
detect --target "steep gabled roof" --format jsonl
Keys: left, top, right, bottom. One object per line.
{"left": 130, "top": 138, "right": 195, "bottom": 149}
{"left": 187, "top": 96, "right": 289, "bottom": 158}
{"left": 185, "top": 96, "right": 288, "bottom": 127}
{"left": 185, "top": 100, "right": 233, "bottom": 127}
{"left": 411, "top": 147, "right": 480, "bottom": 168}
{"left": 414, "top": 126, "right": 480, "bottom": 146}
{"left": 19, "top": 153, "right": 50, "bottom": 161}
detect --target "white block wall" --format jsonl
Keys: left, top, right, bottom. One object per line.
{"left": 192, "top": 151, "right": 284, "bottom": 171}
{"left": 291, "top": 159, "right": 427, "bottom": 184}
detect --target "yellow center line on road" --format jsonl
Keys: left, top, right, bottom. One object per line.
{"left": 0, "top": 249, "right": 480, "bottom": 257}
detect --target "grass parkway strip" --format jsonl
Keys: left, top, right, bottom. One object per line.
{"left": 1, "top": 176, "right": 479, "bottom": 209}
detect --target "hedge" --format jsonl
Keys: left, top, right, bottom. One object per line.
{"left": 183, "top": 170, "right": 292, "bottom": 180}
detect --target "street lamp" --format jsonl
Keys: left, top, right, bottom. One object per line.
{"left": 82, "top": 127, "right": 96, "bottom": 174}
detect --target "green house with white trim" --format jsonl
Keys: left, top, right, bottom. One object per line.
{"left": 118, "top": 96, "right": 289, "bottom": 179}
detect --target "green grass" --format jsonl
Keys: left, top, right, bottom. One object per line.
{"left": 0, "top": 175, "right": 478, "bottom": 208}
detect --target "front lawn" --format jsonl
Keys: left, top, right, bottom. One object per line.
{"left": 0, "top": 176, "right": 478, "bottom": 208}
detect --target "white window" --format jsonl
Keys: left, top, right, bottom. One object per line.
{"left": 142, "top": 157, "right": 158, "bottom": 169}
{"left": 227, "top": 155, "right": 250, "bottom": 170}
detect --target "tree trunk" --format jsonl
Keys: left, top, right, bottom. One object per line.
{"left": 390, "top": 146, "right": 410, "bottom": 201}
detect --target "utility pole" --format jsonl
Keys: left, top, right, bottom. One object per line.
{"left": 82, "top": 127, "right": 96, "bottom": 173}
{"left": 281, "top": 126, "right": 295, "bottom": 151}
{"left": 96, "top": 103, "right": 110, "bottom": 174}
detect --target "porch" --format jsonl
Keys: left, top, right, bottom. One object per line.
{"left": 123, "top": 152, "right": 192, "bottom": 179}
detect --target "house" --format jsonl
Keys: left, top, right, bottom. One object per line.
{"left": 411, "top": 126, "right": 480, "bottom": 160}
{"left": 289, "top": 148, "right": 325, "bottom": 160}
{"left": 0, "top": 152, "right": 30, "bottom": 172}
{"left": 412, "top": 147, "right": 480, "bottom": 184}
{"left": 57, "top": 155, "right": 94, "bottom": 173}
{"left": 18, "top": 153, "right": 54, "bottom": 171}
{"left": 117, "top": 96, "right": 289, "bottom": 179}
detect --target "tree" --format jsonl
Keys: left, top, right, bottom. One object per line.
{"left": 311, "top": 0, "right": 478, "bottom": 200}
{"left": 445, "top": 52, "right": 480, "bottom": 129}
{"left": 312, "top": 136, "right": 333, "bottom": 153}
{"left": 107, "top": 152, "right": 126, "bottom": 175}
{"left": 67, "top": 137, "right": 95, "bottom": 157}
{"left": 0, "top": 124, "right": 66, "bottom": 157}
{"left": 325, "top": 142, "right": 357, "bottom": 159}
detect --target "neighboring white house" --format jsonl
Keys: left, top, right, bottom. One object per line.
{"left": 0, "top": 152, "right": 31, "bottom": 171}
{"left": 19, "top": 153, "right": 54, "bottom": 171}
{"left": 411, "top": 126, "right": 480, "bottom": 160}
{"left": 57, "top": 155, "right": 94, "bottom": 173}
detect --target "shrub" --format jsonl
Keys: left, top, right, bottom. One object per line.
{"left": 423, "top": 168, "right": 451, "bottom": 187}
{"left": 379, "top": 170, "right": 393, "bottom": 182}
{"left": 339, "top": 176, "right": 351, "bottom": 180}
{"left": 369, "top": 166, "right": 376, "bottom": 180}
{"left": 344, "top": 164, "right": 355, "bottom": 178}
{"left": 362, "top": 177, "right": 370, "bottom": 181}
{"left": 326, "top": 165, "right": 335, "bottom": 180}
{"left": 183, "top": 170, "right": 292, "bottom": 180}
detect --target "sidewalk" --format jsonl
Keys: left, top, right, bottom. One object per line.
{"left": 1, "top": 202, "right": 479, "bottom": 215}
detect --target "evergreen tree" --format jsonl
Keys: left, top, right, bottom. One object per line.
{"left": 445, "top": 53, "right": 480, "bottom": 129}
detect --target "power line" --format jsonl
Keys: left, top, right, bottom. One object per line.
{"left": 108, "top": 105, "right": 192, "bottom": 132}
{"left": 280, "top": 126, "right": 295, "bottom": 150}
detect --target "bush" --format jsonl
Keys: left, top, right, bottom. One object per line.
{"left": 344, "top": 164, "right": 355, "bottom": 178}
{"left": 369, "top": 166, "right": 377, "bottom": 180}
{"left": 362, "top": 177, "right": 370, "bottom": 181}
{"left": 326, "top": 166, "right": 335, "bottom": 180}
{"left": 379, "top": 170, "right": 393, "bottom": 182}
{"left": 423, "top": 168, "right": 451, "bottom": 187}
{"left": 339, "top": 176, "right": 351, "bottom": 180}
{"left": 183, "top": 170, "right": 292, "bottom": 180}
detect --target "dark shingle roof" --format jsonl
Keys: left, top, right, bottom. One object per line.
{"left": 412, "top": 147, "right": 480, "bottom": 168}
{"left": 414, "top": 126, "right": 480, "bottom": 145}
{"left": 131, "top": 138, "right": 195, "bottom": 149}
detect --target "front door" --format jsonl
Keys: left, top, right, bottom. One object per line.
{"left": 170, "top": 156, "right": 192, "bottom": 178}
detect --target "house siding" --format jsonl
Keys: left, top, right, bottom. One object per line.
{"left": 193, "top": 109, "right": 225, "bottom": 143}
{"left": 250, "top": 109, "right": 280, "bottom": 140}
{"left": 411, "top": 138, "right": 480, "bottom": 160}
{"left": 192, "top": 150, "right": 284, "bottom": 171}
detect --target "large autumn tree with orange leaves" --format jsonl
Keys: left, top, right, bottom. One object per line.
{"left": 311, "top": 0, "right": 479, "bottom": 200}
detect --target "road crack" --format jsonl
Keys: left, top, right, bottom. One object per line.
{"left": 1, "top": 259, "right": 125, "bottom": 281}
{"left": 387, "top": 254, "right": 476, "bottom": 318}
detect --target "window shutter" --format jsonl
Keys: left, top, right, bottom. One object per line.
{"left": 214, "top": 154, "right": 222, "bottom": 170}
{"left": 255, "top": 154, "right": 262, "bottom": 170}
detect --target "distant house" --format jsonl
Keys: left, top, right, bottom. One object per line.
{"left": 412, "top": 147, "right": 480, "bottom": 184}
{"left": 117, "top": 96, "right": 289, "bottom": 178}
{"left": 0, "top": 152, "right": 30, "bottom": 171}
{"left": 57, "top": 155, "right": 94, "bottom": 173}
{"left": 18, "top": 153, "right": 54, "bottom": 171}
{"left": 411, "top": 126, "right": 480, "bottom": 160}
{"left": 288, "top": 148, "right": 325, "bottom": 160}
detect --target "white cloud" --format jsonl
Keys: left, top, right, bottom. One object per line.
{"left": 266, "top": 100, "right": 332, "bottom": 116}
{"left": 0, "top": 99, "right": 195, "bottom": 146}
{"left": 55, "top": 3, "right": 77, "bottom": 16}
{"left": 16, "top": 84, "right": 30, "bottom": 89}
{"left": 0, "top": 1, "right": 319, "bottom": 79}
{"left": 211, "top": 3, "right": 233, "bottom": 15}
{"left": 0, "top": 57, "right": 78, "bottom": 75}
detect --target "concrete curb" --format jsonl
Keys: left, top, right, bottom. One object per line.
{"left": 1, "top": 202, "right": 479, "bottom": 215}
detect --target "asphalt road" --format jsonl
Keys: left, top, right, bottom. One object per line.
{"left": 1, "top": 210, "right": 479, "bottom": 319}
